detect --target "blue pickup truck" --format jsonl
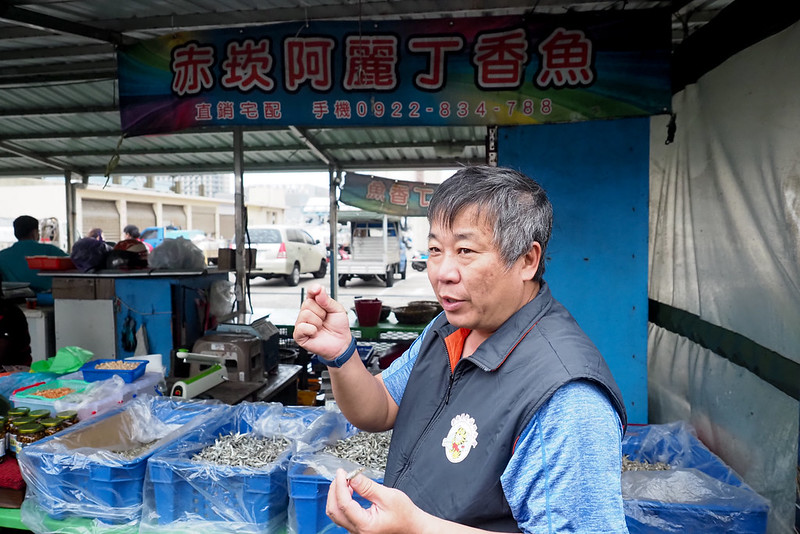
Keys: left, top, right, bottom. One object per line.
{"left": 140, "top": 226, "right": 205, "bottom": 249}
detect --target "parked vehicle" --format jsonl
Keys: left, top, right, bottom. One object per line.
{"left": 141, "top": 226, "right": 220, "bottom": 264}
{"left": 245, "top": 225, "right": 327, "bottom": 286}
{"left": 336, "top": 212, "right": 407, "bottom": 287}
{"left": 411, "top": 250, "right": 428, "bottom": 271}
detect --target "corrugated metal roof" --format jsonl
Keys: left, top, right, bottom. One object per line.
{"left": 0, "top": 0, "right": 738, "bottom": 178}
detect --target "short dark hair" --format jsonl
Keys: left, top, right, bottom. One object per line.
{"left": 123, "top": 225, "right": 140, "bottom": 238}
{"left": 428, "top": 166, "right": 553, "bottom": 282}
{"left": 13, "top": 215, "right": 39, "bottom": 240}
{"left": 88, "top": 228, "right": 103, "bottom": 239}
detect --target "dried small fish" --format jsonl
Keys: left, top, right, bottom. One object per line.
{"left": 112, "top": 440, "right": 159, "bottom": 459}
{"left": 323, "top": 431, "right": 392, "bottom": 471}
{"left": 192, "top": 433, "right": 290, "bottom": 468}
{"left": 346, "top": 466, "right": 365, "bottom": 481}
{"left": 622, "top": 455, "right": 671, "bottom": 472}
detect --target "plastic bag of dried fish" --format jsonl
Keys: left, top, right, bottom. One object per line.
{"left": 16, "top": 396, "right": 227, "bottom": 527}
{"left": 248, "top": 404, "right": 353, "bottom": 454}
{"left": 289, "top": 430, "right": 392, "bottom": 483}
{"left": 140, "top": 402, "right": 303, "bottom": 532}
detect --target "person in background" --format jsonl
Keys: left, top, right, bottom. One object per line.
{"left": 87, "top": 228, "right": 104, "bottom": 240}
{"left": 123, "top": 224, "right": 153, "bottom": 252}
{"left": 294, "top": 166, "right": 628, "bottom": 533}
{"left": 0, "top": 272, "right": 32, "bottom": 367}
{"left": 0, "top": 215, "right": 68, "bottom": 293}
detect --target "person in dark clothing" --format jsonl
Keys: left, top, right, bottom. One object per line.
{"left": 0, "top": 215, "right": 68, "bottom": 292}
{"left": 0, "top": 273, "right": 32, "bottom": 367}
{"left": 293, "top": 166, "right": 628, "bottom": 533}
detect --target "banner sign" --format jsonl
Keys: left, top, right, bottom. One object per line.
{"left": 117, "top": 10, "right": 670, "bottom": 135}
{"left": 340, "top": 172, "right": 437, "bottom": 216}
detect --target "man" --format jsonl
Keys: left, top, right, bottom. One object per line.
{"left": 123, "top": 224, "right": 153, "bottom": 251}
{"left": 87, "top": 228, "right": 104, "bottom": 240}
{"left": 0, "top": 215, "right": 68, "bottom": 292}
{"left": 294, "top": 166, "right": 628, "bottom": 533}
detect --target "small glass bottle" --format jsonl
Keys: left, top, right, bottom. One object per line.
{"left": 56, "top": 410, "right": 79, "bottom": 427}
{"left": 0, "top": 416, "right": 7, "bottom": 462}
{"left": 7, "top": 407, "right": 30, "bottom": 423}
{"left": 39, "top": 418, "right": 62, "bottom": 437}
{"left": 15, "top": 423, "right": 45, "bottom": 452}
{"left": 28, "top": 409, "right": 51, "bottom": 421}
{"left": 7, "top": 416, "right": 36, "bottom": 456}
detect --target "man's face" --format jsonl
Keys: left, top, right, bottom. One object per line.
{"left": 427, "top": 206, "right": 540, "bottom": 339}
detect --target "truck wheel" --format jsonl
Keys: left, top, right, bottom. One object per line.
{"left": 285, "top": 263, "right": 301, "bottom": 286}
{"left": 313, "top": 260, "right": 327, "bottom": 279}
{"left": 338, "top": 275, "right": 347, "bottom": 287}
{"left": 385, "top": 265, "right": 394, "bottom": 287}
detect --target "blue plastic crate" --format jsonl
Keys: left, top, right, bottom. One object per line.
{"left": 146, "top": 403, "right": 293, "bottom": 530}
{"left": 288, "top": 460, "right": 379, "bottom": 534}
{"left": 622, "top": 423, "right": 769, "bottom": 534}
{"left": 80, "top": 359, "right": 148, "bottom": 383}
{"left": 18, "top": 397, "right": 222, "bottom": 524}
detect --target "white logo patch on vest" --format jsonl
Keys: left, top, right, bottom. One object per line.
{"left": 441, "top": 413, "right": 478, "bottom": 463}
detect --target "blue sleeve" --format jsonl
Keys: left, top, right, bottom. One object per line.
{"left": 379, "top": 320, "right": 435, "bottom": 405}
{"left": 501, "top": 381, "right": 628, "bottom": 534}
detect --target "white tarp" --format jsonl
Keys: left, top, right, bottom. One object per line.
{"left": 648, "top": 19, "right": 800, "bottom": 534}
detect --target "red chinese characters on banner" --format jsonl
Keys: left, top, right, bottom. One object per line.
{"left": 195, "top": 103, "right": 213, "bottom": 120}
{"left": 535, "top": 28, "right": 594, "bottom": 88}
{"left": 408, "top": 36, "right": 465, "bottom": 91}
{"left": 221, "top": 39, "right": 274, "bottom": 92}
{"left": 473, "top": 28, "right": 528, "bottom": 89}
{"left": 412, "top": 186, "right": 435, "bottom": 207}
{"left": 172, "top": 42, "right": 215, "bottom": 95}
{"left": 217, "top": 101, "right": 235, "bottom": 119}
{"left": 263, "top": 102, "right": 282, "bottom": 119}
{"left": 284, "top": 37, "right": 335, "bottom": 91}
{"left": 170, "top": 24, "right": 599, "bottom": 111}
{"left": 389, "top": 183, "right": 410, "bottom": 205}
{"left": 334, "top": 100, "right": 351, "bottom": 119}
{"left": 343, "top": 35, "right": 399, "bottom": 90}
{"left": 240, "top": 102, "right": 259, "bottom": 119}
{"left": 365, "top": 180, "right": 387, "bottom": 201}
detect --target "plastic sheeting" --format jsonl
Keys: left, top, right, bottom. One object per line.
{"left": 622, "top": 422, "right": 769, "bottom": 533}
{"left": 18, "top": 396, "right": 225, "bottom": 532}
{"left": 138, "top": 403, "right": 351, "bottom": 534}
{"left": 648, "top": 18, "right": 800, "bottom": 534}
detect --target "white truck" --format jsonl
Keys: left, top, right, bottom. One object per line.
{"left": 336, "top": 212, "right": 407, "bottom": 287}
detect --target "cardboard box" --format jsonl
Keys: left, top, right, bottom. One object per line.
{"left": 217, "top": 248, "right": 255, "bottom": 271}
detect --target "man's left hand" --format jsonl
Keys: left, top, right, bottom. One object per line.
{"left": 326, "top": 468, "right": 425, "bottom": 534}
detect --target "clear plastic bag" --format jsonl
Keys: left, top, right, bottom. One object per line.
{"left": 138, "top": 402, "right": 352, "bottom": 533}
{"left": 17, "top": 396, "right": 225, "bottom": 530}
{"left": 622, "top": 421, "right": 770, "bottom": 533}
{"left": 209, "top": 279, "right": 235, "bottom": 319}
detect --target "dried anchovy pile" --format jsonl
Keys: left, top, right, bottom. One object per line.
{"left": 191, "top": 433, "right": 290, "bottom": 468}
{"left": 323, "top": 431, "right": 392, "bottom": 470}
{"left": 95, "top": 361, "right": 140, "bottom": 370}
{"left": 622, "top": 455, "right": 671, "bottom": 472}
{"left": 112, "top": 440, "right": 158, "bottom": 459}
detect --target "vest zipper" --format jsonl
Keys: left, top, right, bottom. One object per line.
{"left": 445, "top": 372, "right": 455, "bottom": 404}
{"left": 393, "top": 338, "right": 456, "bottom": 485}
